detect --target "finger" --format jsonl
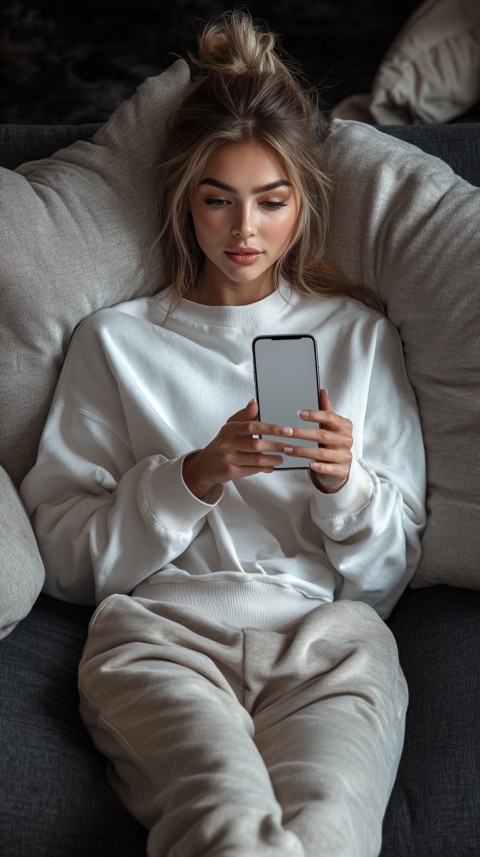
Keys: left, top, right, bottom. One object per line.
{"left": 227, "top": 398, "right": 259, "bottom": 424}
{"left": 283, "top": 444, "right": 351, "bottom": 465}
{"left": 298, "top": 408, "right": 352, "bottom": 434}
{"left": 226, "top": 451, "right": 285, "bottom": 472}
{"left": 226, "top": 420, "right": 297, "bottom": 439}
{"left": 281, "top": 426, "right": 352, "bottom": 447}
{"left": 319, "top": 388, "right": 332, "bottom": 412}
{"left": 245, "top": 436, "right": 288, "bottom": 454}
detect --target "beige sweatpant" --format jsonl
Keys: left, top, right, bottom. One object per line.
{"left": 78, "top": 594, "right": 407, "bottom": 857}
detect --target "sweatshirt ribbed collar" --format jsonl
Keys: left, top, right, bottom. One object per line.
{"left": 156, "top": 281, "right": 297, "bottom": 328}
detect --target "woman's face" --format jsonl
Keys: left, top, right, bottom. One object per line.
{"left": 189, "top": 141, "right": 300, "bottom": 306}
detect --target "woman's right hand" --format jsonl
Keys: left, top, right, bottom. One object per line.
{"left": 182, "top": 399, "right": 289, "bottom": 500}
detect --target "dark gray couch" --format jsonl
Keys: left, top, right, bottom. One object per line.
{"left": 1, "top": 122, "right": 479, "bottom": 857}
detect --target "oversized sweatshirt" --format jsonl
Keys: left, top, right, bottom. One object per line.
{"left": 21, "top": 283, "right": 426, "bottom": 620}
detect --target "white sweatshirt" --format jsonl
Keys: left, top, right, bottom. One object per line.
{"left": 21, "top": 283, "right": 426, "bottom": 620}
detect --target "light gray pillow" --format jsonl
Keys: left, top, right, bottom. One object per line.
{"left": 320, "top": 118, "right": 480, "bottom": 589}
{"left": 0, "top": 467, "right": 44, "bottom": 638}
{"left": 0, "top": 58, "right": 190, "bottom": 488}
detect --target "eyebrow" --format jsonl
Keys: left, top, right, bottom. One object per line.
{"left": 198, "top": 178, "right": 292, "bottom": 194}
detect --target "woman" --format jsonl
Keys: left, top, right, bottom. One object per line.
{"left": 21, "top": 11, "right": 426, "bottom": 857}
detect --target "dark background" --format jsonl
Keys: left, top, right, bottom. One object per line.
{"left": 0, "top": 0, "right": 423, "bottom": 124}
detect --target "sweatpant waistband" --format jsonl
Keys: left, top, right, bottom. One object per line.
{"left": 131, "top": 578, "right": 329, "bottom": 631}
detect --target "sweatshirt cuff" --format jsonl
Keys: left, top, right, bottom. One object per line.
{"left": 142, "top": 454, "right": 224, "bottom": 533}
{"left": 310, "top": 456, "right": 374, "bottom": 520}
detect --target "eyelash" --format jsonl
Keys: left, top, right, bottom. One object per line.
{"left": 205, "top": 199, "right": 287, "bottom": 210}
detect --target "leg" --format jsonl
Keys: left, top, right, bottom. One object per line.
{"left": 248, "top": 601, "right": 408, "bottom": 857}
{"left": 79, "top": 594, "right": 305, "bottom": 857}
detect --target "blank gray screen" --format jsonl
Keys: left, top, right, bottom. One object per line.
{"left": 253, "top": 336, "right": 320, "bottom": 469}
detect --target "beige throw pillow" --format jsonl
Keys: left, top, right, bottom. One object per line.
{"left": 332, "top": 0, "right": 480, "bottom": 123}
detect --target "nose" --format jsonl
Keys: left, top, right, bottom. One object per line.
{"left": 232, "top": 203, "right": 256, "bottom": 239}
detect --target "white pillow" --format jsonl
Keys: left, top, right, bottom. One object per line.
{"left": 332, "top": 0, "right": 480, "bottom": 123}
{"left": 320, "top": 118, "right": 480, "bottom": 589}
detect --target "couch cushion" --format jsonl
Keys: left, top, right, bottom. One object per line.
{"left": 0, "top": 594, "right": 147, "bottom": 856}
{"left": 384, "top": 585, "right": 480, "bottom": 853}
{"left": 319, "top": 119, "right": 479, "bottom": 590}
{"left": 0, "top": 466, "right": 44, "bottom": 639}
{"left": 0, "top": 59, "right": 190, "bottom": 488}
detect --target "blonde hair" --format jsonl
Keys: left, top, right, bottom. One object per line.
{"left": 154, "top": 10, "right": 382, "bottom": 313}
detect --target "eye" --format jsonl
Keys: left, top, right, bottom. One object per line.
{"left": 205, "top": 198, "right": 230, "bottom": 208}
{"left": 261, "top": 201, "right": 288, "bottom": 210}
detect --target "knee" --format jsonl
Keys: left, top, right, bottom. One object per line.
{"left": 306, "top": 600, "right": 408, "bottom": 711}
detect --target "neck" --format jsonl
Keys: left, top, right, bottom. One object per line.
{"left": 194, "top": 278, "right": 276, "bottom": 307}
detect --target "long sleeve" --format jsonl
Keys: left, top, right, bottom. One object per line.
{"left": 310, "top": 319, "right": 426, "bottom": 619}
{"left": 20, "top": 306, "right": 224, "bottom": 605}
{"left": 21, "top": 403, "right": 222, "bottom": 605}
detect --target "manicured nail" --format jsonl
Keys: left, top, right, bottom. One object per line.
{"left": 298, "top": 410, "right": 309, "bottom": 419}
{"left": 281, "top": 426, "right": 293, "bottom": 436}
{"left": 283, "top": 446, "right": 294, "bottom": 454}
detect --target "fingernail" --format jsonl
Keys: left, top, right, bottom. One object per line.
{"left": 283, "top": 446, "right": 294, "bottom": 454}
{"left": 281, "top": 426, "right": 293, "bottom": 436}
{"left": 247, "top": 398, "right": 256, "bottom": 405}
{"left": 298, "top": 410, "right": 309, "bottom": 419}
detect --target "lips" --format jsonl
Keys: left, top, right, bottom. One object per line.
{"left": 224, "top": 248, "right": 263, "bottom": 266}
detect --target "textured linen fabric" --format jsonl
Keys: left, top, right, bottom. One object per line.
{"left": 319, "top": 119, "right": 480, "bottom": 589}
{"left": 0, "top": 465, "right": 44, "bottom": 638}
{"left": 79, "top": 594, "right": 407, "bottom": 857}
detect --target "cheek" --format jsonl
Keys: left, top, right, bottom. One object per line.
{"left": 269, "top": 209, "right": 299, "bottom": 248}
{"left": 191, "top": 207, "right": 225, "bottom": 244}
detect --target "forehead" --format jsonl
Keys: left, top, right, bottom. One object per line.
{"left": 200, "top": 141, "right": 290, "bottom": 184}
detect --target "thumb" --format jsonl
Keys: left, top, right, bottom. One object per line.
{"left": 227, "top": 398, "right": 258, "bottom": 423}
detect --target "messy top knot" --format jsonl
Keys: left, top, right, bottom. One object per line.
{"left": 191, "top": 10, "right": 280, "bottom": 76}
{"left": 187, "top": 10, "right": 314, "bottom": 122}
{"left": 154, "top": 10, "right": 383, "bottom": 315}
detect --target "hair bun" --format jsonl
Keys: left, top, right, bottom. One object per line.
{"left": 191, "top": 10, "right": 280, "bottom": 76}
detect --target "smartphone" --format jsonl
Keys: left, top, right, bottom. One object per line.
{"left": 252, "top": 334, "right": 320, "bottom": 469}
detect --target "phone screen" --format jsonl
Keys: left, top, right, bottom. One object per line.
{"left": 252, "top": 335, "right": 320, "bottom": 469}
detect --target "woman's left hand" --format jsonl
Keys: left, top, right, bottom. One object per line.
{"left": 282, "top": 389, "right": 353, "bottom": 494}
